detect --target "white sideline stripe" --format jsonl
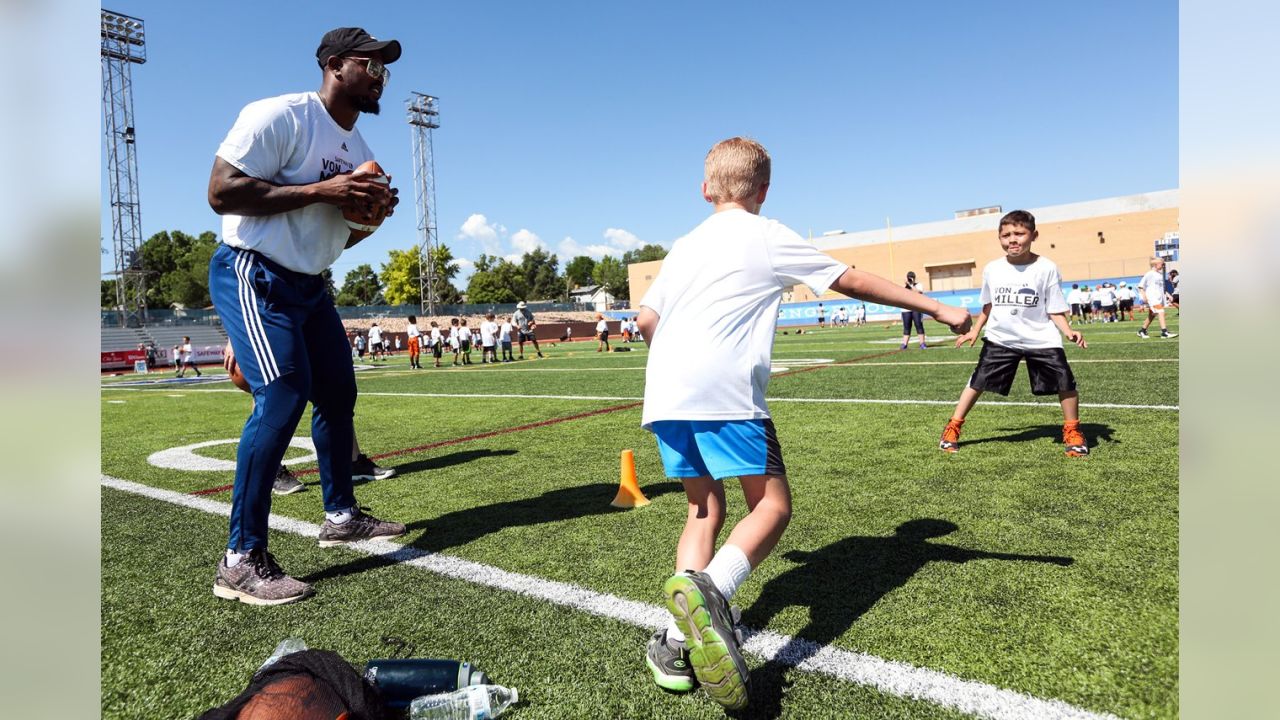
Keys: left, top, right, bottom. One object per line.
{"left": 98, "top": 386, "right": 1179, "bottom": 411}
{"left": 101, "top": 474, "right": 1122, "bottom": 720}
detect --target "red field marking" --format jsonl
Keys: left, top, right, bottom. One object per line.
{"left": 189, "top": 401, "right": 643, "bottom": 494}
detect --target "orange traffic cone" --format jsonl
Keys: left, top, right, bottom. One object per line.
{"left": 610, "top": 449, "right": 650, "bottom": 508}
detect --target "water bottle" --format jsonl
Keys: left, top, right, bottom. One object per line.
{"left": 256, "top": 637, "right": 308, "bottom": 673}
{"left": 409, "top": 684, "right": 519, "bottom": 720}
{"left": 363, "top": 658, "right": 488, "bottom": 709}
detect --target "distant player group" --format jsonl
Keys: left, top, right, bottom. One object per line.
{"left": 193, "top": 23, "right": 1174, "bottom": 714}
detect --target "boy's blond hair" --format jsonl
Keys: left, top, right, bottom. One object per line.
{"left": 704, "top": 137, "right": 771, "bottom": 203}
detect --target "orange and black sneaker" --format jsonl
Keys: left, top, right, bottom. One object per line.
{"left": 1063, "top": 421, "right": 1089, "bottom": 457}
{"left": 939, "top": 418, "right": 964, "bottom": 453}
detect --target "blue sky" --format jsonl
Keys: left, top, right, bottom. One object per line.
{"left": 100, "top": 1, "right": 1177, "bottom": 285}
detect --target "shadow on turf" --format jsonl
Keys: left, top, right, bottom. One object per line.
{"left": 734, "top": 519, "right": 1074, "bottom": 719}
{"left": 300, "top": 481, "right": 683, "bottom": 584}
{"left": 354, "top": 449, "right": 519, "bottom": 486}
{"left": 959, "top": 422, "right": 1115, "bottom": 449}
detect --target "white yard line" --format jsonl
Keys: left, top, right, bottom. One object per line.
{"left": 100, "top": 386, "right": 1178, "bottom": 411}
{"left": 101, "top": 474, "right": 1123, "bottom": 720}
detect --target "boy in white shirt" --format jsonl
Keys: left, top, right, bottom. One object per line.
{"left": 1116, "top": 282, "right": 1134, "bottom": 321}
{"left": 637, "top": 137, "right": 970, "bottom": 709}
{"left": 428, "top": 321, "right": 443, "bottom": 367}
{"left": 1066, "top": 284, "right": 1086, "bottom": 325}
{"left": 1137, "top": 257, "right": 1178, "bottom": 339}
{"left": 499, "top": 319, "right": 515, "bottom": 362}
{"left": 406, "top": 314, "right": 421, "bottom": 369}
{"left": 368, "top": 322, "right": 384, "bottom": 361}
{"left": 480, "top": 313, "right": 499, "bottom": 363}
{"left": 938, "top": 210, "right": 1089, "bottom": 457}
{"left": 459, "top": 319, "right": 474, "bottom": 365}
{"left": 448, "top": 318, "right": 462, "bottom": 366}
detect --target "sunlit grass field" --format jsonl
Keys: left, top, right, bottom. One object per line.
{"left": 101, "top": 316, "right": 1179, "bottom": 719}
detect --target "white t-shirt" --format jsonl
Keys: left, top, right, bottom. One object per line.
{"left": 216, "top": 92, "right": 376, "bottom": 275}
{"left": 181, "top": 342, "right": 193, "bottom": 361}
{"left": 481, "top": 321, "right": 498, "bottom": 345}
{"left": 979, "top": 255, "right": 1070, "bottom": 350}
{"left": 1066, "top": 288, "right": 1084, "bottom": 306}
{"left": 596, "top": 320, "right": 608, "bottom": 334}
{"left": 640, "top": 209, "right": 847, "bottom": 428}
{"left": 368, "top": 326, "right": 383, "bottom": 344}
{"left": 429, "top": 327, "right": 442, "bottom": 346}
{"left": 1096, "top": 287, "right": 1117, "bottom": 306}
{"left": 1116, "top": 287, "right": 1134, "bottom": 302}
{"left": 499, "top": 321, "right": 513, "bottom": 342}
{"left": 407, "top": 323, "right": 420, "bottom": 338}
{"left": 1139, "top": 269, "right": 1165, "bottom": 305}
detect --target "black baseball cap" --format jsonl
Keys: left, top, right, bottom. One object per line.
{"left": 316, "top": 27, "right": 402, "bottom": 68}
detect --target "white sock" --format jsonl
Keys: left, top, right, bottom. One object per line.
{"left": 666, "top": 620, "right": 686, "bottom": 644}
{"left": 225, "top": 549, "right": 244, "bottom": 567}
{"left": 326, "top": 507, "right": 355, "bottom": 525}
{"left": 704, "top": 544, "right": 752, "bottom": 601}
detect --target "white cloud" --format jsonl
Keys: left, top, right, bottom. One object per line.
{"left": 603, "top": 227, "right": 643, "bottom": 251}
{"left": 454, "top": 257, "right": 475, "bottom": 271}
{"left": 558, "top": 236, "right": 618, "bottom": 260}
{"left": 510, "top": 228, "right": 546, "bottom": 253}
{"left": 457, "top": 213, "right": 505, "bottom": 245}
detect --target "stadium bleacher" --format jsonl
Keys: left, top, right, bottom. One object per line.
{"left": 100, "top": 325, "right": 228, "bottom": 353}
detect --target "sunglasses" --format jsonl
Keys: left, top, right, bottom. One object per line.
{"left": 342, "top": 56, "right": 390, "bottom": 84}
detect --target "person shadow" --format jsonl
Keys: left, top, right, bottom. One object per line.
{"left": 300, "top": 480, "right": 683, "bottom": 585}
{"left": 960, "top": 422, "right": 1115, "bottom": 449}
{"left": 350, "top": 449, "right": 519, "bottom": 487}
{"left": 734, "top": 519, "right": 1073, "bottom": 719}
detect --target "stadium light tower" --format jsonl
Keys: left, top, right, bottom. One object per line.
{"left": 406, "top": 92, "right": 440, "bottom": 316}
{"left": 101, "top": 9, "right": 148, "bottom": 327}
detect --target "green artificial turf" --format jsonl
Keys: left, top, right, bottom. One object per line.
{"left": 101, "top": 318, "right": 1178, "bottom": 718}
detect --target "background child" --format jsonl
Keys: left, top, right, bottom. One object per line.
{"left": 428, "top": 321, "right": 443, "bottom": 367}
{"left": 595, "top": 313, "right": 610, "bottom": 352}
{"left": 406, "top": 315, "right": 421, "bottom": 369}
{"left": 938, "top": 210, "right": 1090, "bottom": 457}
{"left": 481, "top": 313, "right": 499, "bottom": 363}
{"left": 636, "top": 137, "right": 970, "bottom": 709}
{"left": 499, "top": 318, "right": 515, "bottom": 361}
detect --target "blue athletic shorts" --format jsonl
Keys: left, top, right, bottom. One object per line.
{"left": 651, "top": 419, "right": 786, "bottom": 480}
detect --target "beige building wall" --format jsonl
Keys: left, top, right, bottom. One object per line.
{"left": 628, "top": 191, "right": 1178, "bottom": 306}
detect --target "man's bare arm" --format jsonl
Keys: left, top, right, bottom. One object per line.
{"left": 207, "top": 157, "right": 392, "bottom": 217}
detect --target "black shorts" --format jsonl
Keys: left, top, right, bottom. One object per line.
{"left": 1119, "top": 299, "right": 1133, "bottom": 311}
{"left": 968, "top": 340, "right": 1076, "bottom": 396}
{"left": 598, "top": 331, "right": 609, "bottom": 341}
{"left": 1102, "top": 304, "right": 1116, "bottom": 314}
{"left": 518, "top": 331, "right": 536, "bottom": 342}
{"left": 1071, "top": 303, "right": 1088, "bottom": 316}
{"left": 460, "top": 339, "right": 471, "bottom": 351}
{"left": 431, "top": 344, "right": 443, "bottom": 358}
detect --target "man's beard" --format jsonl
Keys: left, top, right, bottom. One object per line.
{"left": 354, "top": 96, "right": 381, "bottom": 115}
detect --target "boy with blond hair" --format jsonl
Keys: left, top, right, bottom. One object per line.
{"left": 637, "top": 137, "right": 970, "bottom": 709}
{"left": 938, "top": 210, "right": 1090, "bottom": 457}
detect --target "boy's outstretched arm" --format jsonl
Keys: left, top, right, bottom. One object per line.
{"left": 636, "top": 307, "right": 659, "bottom": 347}
{"left": 1051, "top": 313, "right": 1087, "bottom": 348}
{"left": 955, "top": 304, "right": 991, "bottom": 347}
{"left": 830, "top": 268, "right": 972, "bottom": 334}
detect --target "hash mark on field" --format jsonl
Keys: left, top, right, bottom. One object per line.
{"left": 102, "top": 474, "right": 1124, "bottom": 720}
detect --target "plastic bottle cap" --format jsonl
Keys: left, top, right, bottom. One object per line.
{"left": 510, "top": 688, "right": 519, "bottom": 703}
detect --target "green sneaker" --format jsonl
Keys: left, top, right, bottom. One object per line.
{"left": 645, "top": 629, "right": 695, "bottom": 693}
{"left": 663, "top": 571, "right": 749, "bottom": 710}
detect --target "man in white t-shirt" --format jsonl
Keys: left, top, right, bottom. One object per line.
{"left": 406, "top": 314, "right": 422, "bottom": 369}
{"left": 368, "top": 322, "right": 384, "bottom": 361}
{"left": 635, "top": 137, "right": 970, "bottom": 708}
{"left": 939, "top": 210, "right": 1089, "bottom": 458}
{"left": 1137, "top": 257, "right": 1177, "bottom": 339}
{"left": 205, "top": 27, "right": 406, "bottom": 605}
{"left": 177, "top": 336, "right": 202, "bottom": 377}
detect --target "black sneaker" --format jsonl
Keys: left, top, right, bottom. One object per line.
{"left": 662, "top": 571, "right": 750, "bottom": 710}
{"left": 646, "top": 629, "right": 696, "bottom": 693}
{"left": 213, "top": 549, "right": 313, "bottom": 606}
{"left": 352, "top": 453, "right": 396, "bottom": 481}
{"left": 1137, "top": 329, "right": 1150, "bottom": 339}
{"left": 318, "top": 509, "right": 406, "bottom": 547}
{"left": 272, "top": 465, "right": 304, "bottom": 495}
{"left": 1161, "top": 330, "right": 1178, "bottom": 338}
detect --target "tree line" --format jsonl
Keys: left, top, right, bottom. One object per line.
{"left": 102, "top": 230, "right": 668, "bottom": 309}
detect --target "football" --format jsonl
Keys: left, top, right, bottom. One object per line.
{"left": 344, "top": 160, "right": 391, "bottom": 239}
{"left": 224, "top": 341, "right": 250, "bottom": 393}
